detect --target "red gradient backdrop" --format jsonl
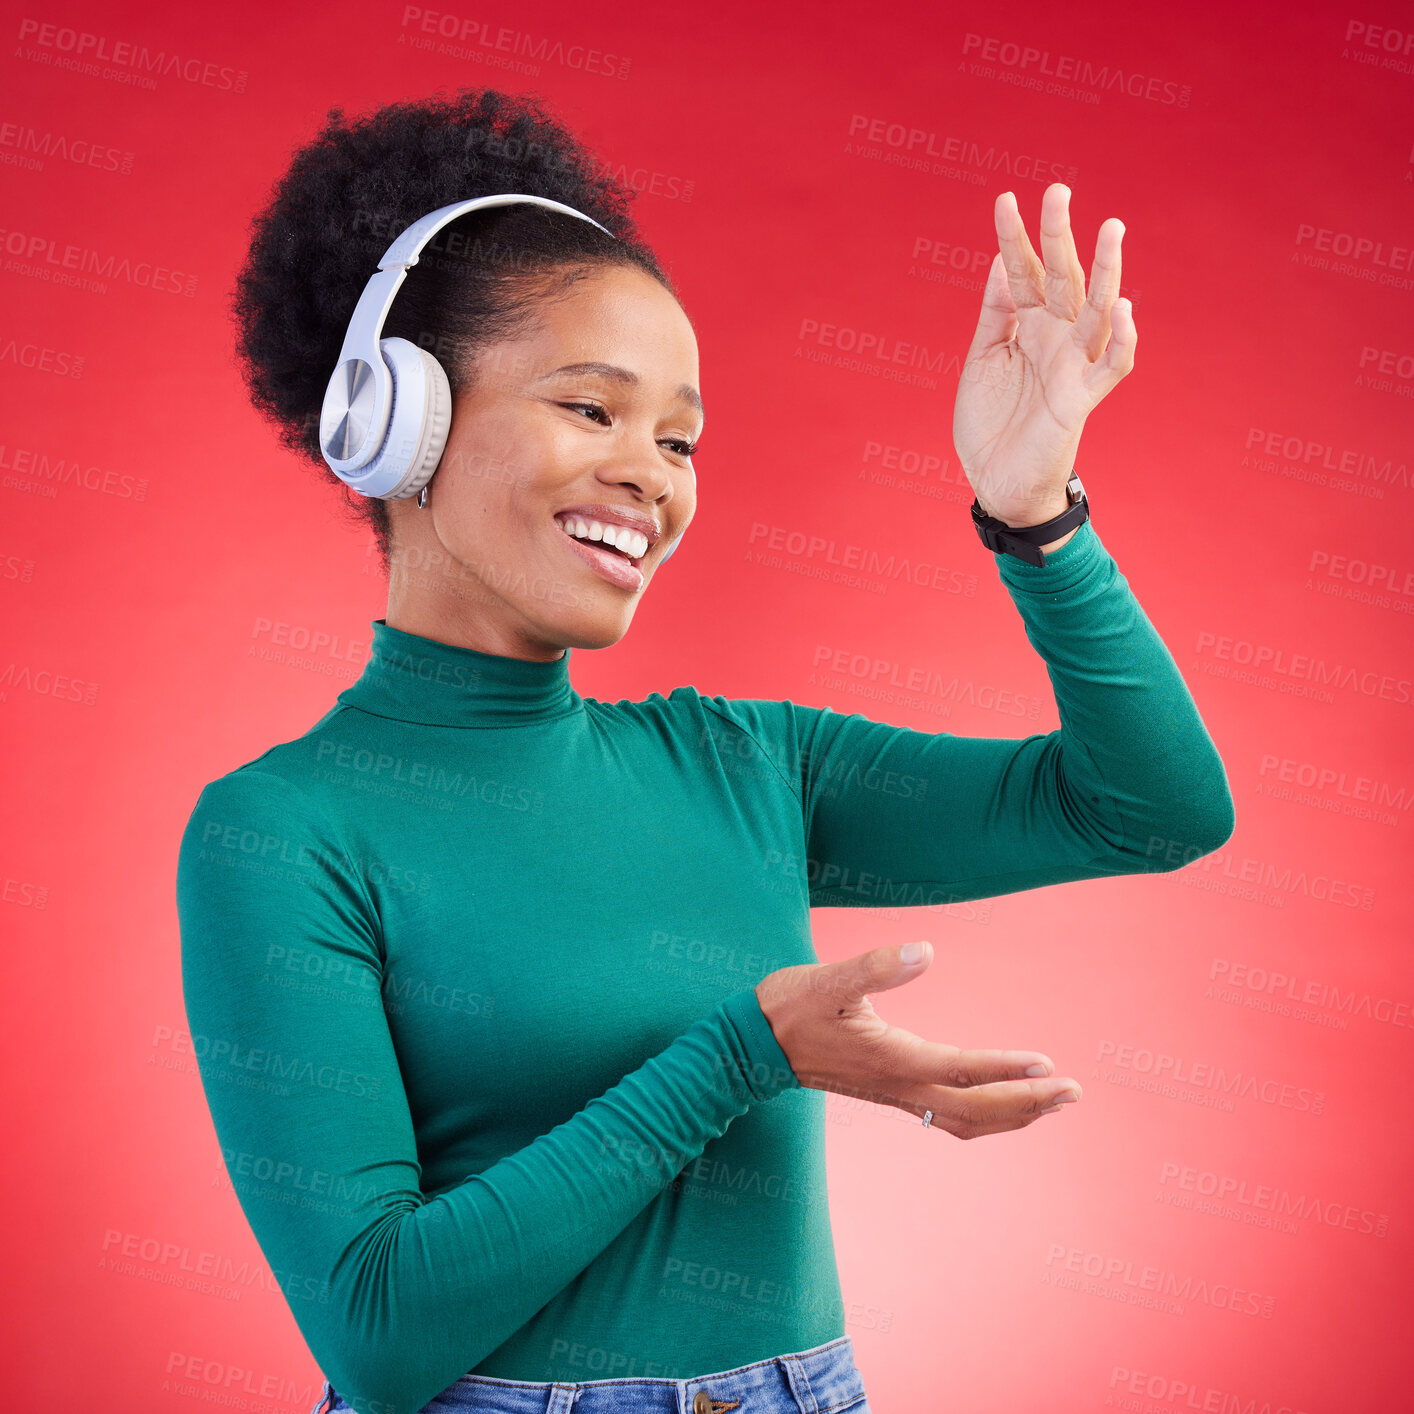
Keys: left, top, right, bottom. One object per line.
{"left": 3, "top": 0, "right": 1411, "bottom": 1409}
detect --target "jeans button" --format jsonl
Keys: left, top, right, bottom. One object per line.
{"left": 693, "top": 1394, "right": 711, "bottom": 1414}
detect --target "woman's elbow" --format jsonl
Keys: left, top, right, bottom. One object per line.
{"left": 1142, "top": 773, "right": 1236, "bottom": 872}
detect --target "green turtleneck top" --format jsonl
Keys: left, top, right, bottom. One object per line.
{"left": 176, "top": 518, "right": 1234, "bottom": 1414}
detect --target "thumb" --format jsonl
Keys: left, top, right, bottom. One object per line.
{"left": 832, "top": 940, "right": 933, "bottom": 1006}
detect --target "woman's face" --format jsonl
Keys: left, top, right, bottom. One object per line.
{"left": 385, "top": 263, "right": 701, "bottom": 661}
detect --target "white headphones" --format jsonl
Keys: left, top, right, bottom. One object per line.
{"left": 318, "top": 191, "right": 688, "bottom": 563}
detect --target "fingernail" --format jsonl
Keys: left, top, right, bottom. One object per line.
{"left": 1053, "top": 1091, "right": 1079, "bottom": 1104}
{"left": 1025, "top": 1063, "right": 1049, "bottom": 1077}
{"left": 899, "top": 941, "right": 926, "bottom": 964}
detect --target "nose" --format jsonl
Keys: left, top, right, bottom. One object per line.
{"left": 596, "top": 438, "right": 682, "bottom": 507}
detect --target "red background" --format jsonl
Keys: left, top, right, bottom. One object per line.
{"left": 4, "top": 0, "right": 1412, "bottom": 1409}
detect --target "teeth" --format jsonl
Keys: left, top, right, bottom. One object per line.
{"left": 556, "top": 516, "right": 650, "bottom": 560}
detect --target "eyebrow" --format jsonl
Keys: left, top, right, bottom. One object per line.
{"left": 535, "top": 361, "right": 704, "bottom": 422}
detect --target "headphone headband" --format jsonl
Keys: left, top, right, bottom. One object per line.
{"left": 319, "top": 194, "right": 615, "bottom": 496}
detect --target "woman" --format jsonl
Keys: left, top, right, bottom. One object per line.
{"left": 177, "top": 88, "right": 1234, "bottom": 1414}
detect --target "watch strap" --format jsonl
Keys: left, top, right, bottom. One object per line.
{"left": 971, "top": 471, "right": 1089, "bottom": 567}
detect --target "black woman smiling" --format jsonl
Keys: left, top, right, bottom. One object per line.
{"left": 176, "top": 86, "right": 1235, "bottom": 1414}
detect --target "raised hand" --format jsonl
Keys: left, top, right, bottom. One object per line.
{"left": 953, "top": 183, "right": 1136, "bottom": 529}
{"left": 755, "top": 941, "right": 1081, "bottom": 1139}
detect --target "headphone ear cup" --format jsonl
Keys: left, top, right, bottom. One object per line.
{"left": 371, "top": 337, "right": 452, "bottom": 500}
{"left": 397, "top": 343, "right": 452, "bottom": 501}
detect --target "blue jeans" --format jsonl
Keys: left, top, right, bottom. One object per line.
{"left": 309, "top": 1335, "right": 871, "bottom": 1413}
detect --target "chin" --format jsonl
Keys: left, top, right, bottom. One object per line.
{"left": 534, "top": 602, "right": 636, "bottom": 656}
{"left": 554, "top": 613, "right": 636, "bottom": 652}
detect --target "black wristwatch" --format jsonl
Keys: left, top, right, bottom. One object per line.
{"left": 971, "top": 470, "right": 1089, "bottom": 567}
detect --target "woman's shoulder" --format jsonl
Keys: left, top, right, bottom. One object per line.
{"left": 584, "top": 683, "right": 799, "bottom": 736}
{"left": 585, "top": 686, "right": 813, "bottom": 793}
{"left": 179, "top": 703, "right": 362, "bottom": 835}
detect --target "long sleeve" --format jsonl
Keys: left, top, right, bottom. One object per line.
{"left": 701, "top": 518, "right": 1236, "bottom": 908}
{"left": 176, "top": 767, "right": 799, "bottom": 1414}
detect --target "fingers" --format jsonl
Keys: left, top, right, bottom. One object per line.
{"left": 937, "top": 1046, "right": 1058, "bottom": 1087}
{"left": 903, "top": 1076, "right": 1083, "bottom": 1140}
{"left": 1072, "top": 216, "right": 1126, "bottom": 363}
{"left": 961, "top": 252, "right": 1019, "bottom": 368}
{"left": 879, "top": 1027, "right": 1056, "bottom": 1088}
{"left": 994, "top": 190, "right": 1046, "bottom": 311}
{"left": 1084, "top": 294, "right": 1138, "bottom": 397}
{"left": 1037, "top": 184, "right": 1087, "bottom": 321}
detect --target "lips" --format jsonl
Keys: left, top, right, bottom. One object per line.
{"left": 552, "top": 505, "right": 661, "bottom": 552}
{"left": 560, "top": 526, "right": 642, "bottom": 566}
{"left": 553, "top": 519, "right": 647, "bottom": 591}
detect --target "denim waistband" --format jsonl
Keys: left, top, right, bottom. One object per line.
{"left": 313, "top": 1335, "right": 867, "bottom": 1414}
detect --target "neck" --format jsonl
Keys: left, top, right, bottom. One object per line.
{"left": 384, "top": 600, "right": 570, "bottom": 665}
{"left": 339, "top": 619, "right": 582, "bottom": 729}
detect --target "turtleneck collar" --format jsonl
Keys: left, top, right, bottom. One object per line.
{"left": 337, "top": 620, "right": 583, "bottom": 728}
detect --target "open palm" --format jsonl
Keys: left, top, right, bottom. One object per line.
{"left": 953, "top": 184, "right": 1136, "bottom": 526}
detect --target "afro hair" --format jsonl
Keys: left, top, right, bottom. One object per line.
{"left": 230, "top": 86, "right": 677, "bottom": 573}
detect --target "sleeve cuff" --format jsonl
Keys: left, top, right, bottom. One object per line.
{"left": 717, "top": 986, "right": 801, "bottom": 1101}
{"left": 993, "top": 514, "right": 1106, "bottom": 597}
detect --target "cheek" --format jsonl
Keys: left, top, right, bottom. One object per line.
{"left": 429, "top": 470, "right": 509, "bottom": 554}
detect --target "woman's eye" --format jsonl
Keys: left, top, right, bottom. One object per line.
{"left": 560, "top": 402, "right": 697, "bottom": 458}
{"left": 560, "top": 401, "right": 611, "bottom": 425}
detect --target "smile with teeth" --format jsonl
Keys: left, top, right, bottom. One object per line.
{"left": 554, "top": 515, "right": 651, "bottom": 563}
